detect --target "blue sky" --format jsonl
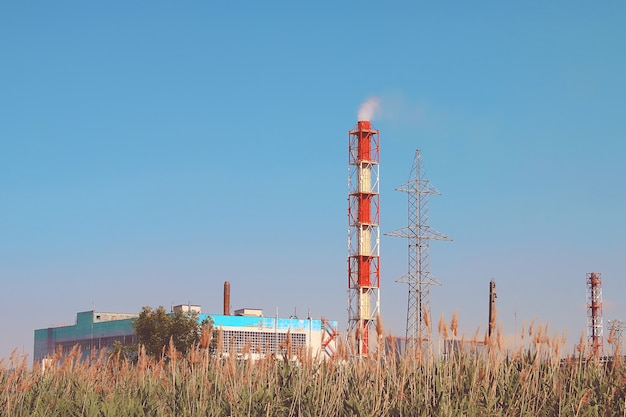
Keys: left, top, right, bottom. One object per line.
{"left": 1, "top": 2, "right": 625, "bottom": 361}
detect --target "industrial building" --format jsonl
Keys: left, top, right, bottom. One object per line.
{"left": 34, "top": 108, "right": 454, "bottom": 363}
{"left": 33, "top": 311, "right": 138, "bottom": 362}
{"left": 32, "top": 109, "right": 614, "bottom": 364}
{"left": 33, "top": 305, "right": 339, "bottom": 362}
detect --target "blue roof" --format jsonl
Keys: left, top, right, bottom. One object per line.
{"left": 199, "top": 314, "right": 338, "bottom": 332}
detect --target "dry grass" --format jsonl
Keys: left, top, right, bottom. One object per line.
{"left": 2, "top": 322, "right": 626, "bottom": 416}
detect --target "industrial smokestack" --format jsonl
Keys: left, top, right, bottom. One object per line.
{"left": 488, "top": 280, "right": 497, "bottom": 338}
{"left": 347, "top": 115, "right": 381, "bottom": 357}
{"left": 587, "top": 272, "right": 604, "bottom": 357}
{"left": 224, "top": 281, "right": 231, "bottom": 316}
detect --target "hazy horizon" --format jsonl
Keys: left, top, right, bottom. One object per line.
{"left": 1, "top": 2, "right": 625, "bottom": 362}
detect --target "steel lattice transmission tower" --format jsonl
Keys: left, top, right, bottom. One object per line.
{"left": 387, "top": 150, "right": 450, "bottom": 353}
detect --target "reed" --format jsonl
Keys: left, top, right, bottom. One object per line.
{"left": 2, "top": 323, "right": 625, "bottom": 416}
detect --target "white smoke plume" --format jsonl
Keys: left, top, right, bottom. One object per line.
{"left": 357, "top": 97, "right": 380, "bottom": 121}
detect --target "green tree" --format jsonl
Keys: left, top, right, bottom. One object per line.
{"left": 109, "top": 340, "right": 137, "bottom": 363}
{"left": 133, "top": 306, "right": 210, "bottom": 358}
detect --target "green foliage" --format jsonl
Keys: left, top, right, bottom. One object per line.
{"left": 132, "top": 306, "right": 210, "bottom": 358}
{"left": 109, "top": 340, "right": 137, "bottom": 363}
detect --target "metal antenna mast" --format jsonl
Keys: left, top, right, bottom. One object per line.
{"left": 387, "top": 150, "right": 450, "bottom": 353}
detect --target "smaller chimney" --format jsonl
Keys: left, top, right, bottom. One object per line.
{"left": 224, "top": 281, "right": 231, "bottom": 316}
{"left": 488, "top": 280, "right": 497, "bottom": 337}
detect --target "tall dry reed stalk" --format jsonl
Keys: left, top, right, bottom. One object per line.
{"left": 2, "top": 322, "right": 626, "bottom": 416}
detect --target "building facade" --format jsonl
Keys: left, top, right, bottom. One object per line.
{"left": 34, "top": 308, "right": 338, "bottom": 362}
{"left": 33, "top": 311, "right": 138, "bottom": 362}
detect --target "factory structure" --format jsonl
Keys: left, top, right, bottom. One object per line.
{"left": 347, "top": 120, "right": 381, "bottom": 356}
{"left": 34, "top": 282, "right": 338, "bottom": 362}
{"left": 34, "top": 105, "right": 611, "bottom": 362}
{"left": 587, "top": 272, "right": 604, "bottom": 357}
{"left": 33, "top": 109, "right": 449, "bottom": 362}
{"left": 34, "top": 311, "right": 138, "bottom": 362}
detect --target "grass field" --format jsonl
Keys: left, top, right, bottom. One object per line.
{"left": 2, "top": 324, "right": 625, "bottom": 416}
